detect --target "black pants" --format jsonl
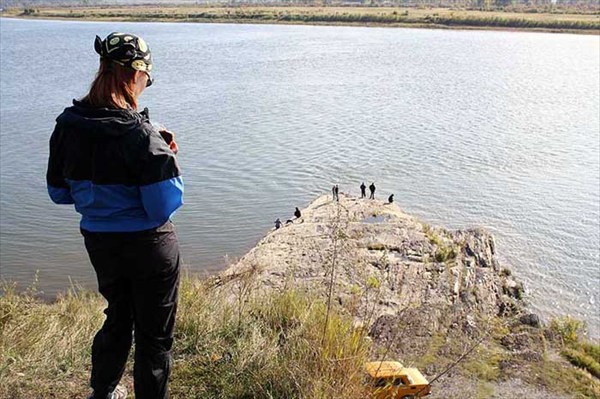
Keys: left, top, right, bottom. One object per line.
{"left": 82, "top": 221, "right": 180, "bottom": 399}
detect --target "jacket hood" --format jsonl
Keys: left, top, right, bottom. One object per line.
{"left": 56, "top": 100, "right": 147, "bottom": 137}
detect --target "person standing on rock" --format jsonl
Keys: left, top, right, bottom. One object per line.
{"left": 46, "top": 33, "right": 183, "bottom": 399}
{"left": 274, "top": 218, "right": 283, "bottom": 229}
{"left": 294, "top": 207, "right": 302, "bottom": 219}
{"left": 369, "top": 182, "right": 376, "bottom": 199}
{"left": 360, "top": 182, "right": 366, "bottom": 198}
{"left": 334, "top": 185, "right": 339, "bottom": 202}
{"left": 332, "top": 185, "right": 337, "bottom": 201}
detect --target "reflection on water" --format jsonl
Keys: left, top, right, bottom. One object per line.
{"left": 1, "top": 19, "right": 599, "bottom": 336}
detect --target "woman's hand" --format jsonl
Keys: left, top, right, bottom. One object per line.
{"left": 169, "top": 140, "right": 179, "bottom": 155}
{"left": 159, "top": 129, "right": 178, "bottom": 155}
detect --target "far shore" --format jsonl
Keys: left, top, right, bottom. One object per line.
{"left": 2, "top": 5, "right": 599, "bottom": 35}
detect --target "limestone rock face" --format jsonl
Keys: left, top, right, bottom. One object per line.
{"left": 218, "top": 194, "right": 525, "bottom": 337}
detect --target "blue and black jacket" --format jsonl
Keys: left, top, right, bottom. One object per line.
{"left": 46, "top": 100, "right": 184, "bottom": 232}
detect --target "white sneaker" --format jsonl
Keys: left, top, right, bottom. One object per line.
{"left": 110, "top": 385, "right": 128, "bottom": 399}
{"left": 88, "top": 384, "right": 128, "bottom": 399}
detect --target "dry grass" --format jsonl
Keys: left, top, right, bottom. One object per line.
{"left": 2, "top": 274, "right": 600, "bottom": 398}
{"left": 3, "top": 5, "right": 599, "bottom": 33}
{"left": 0, "top": 276, "right": 371, "bottom": 399}
{"left": 548, "top": 316, "right": 600, "bottom": 381}
{"left": 562, "top": 347, "right": 600, "bottom": 379}
{"left": 0, "top": 283, "right": 105, "bottom": 398}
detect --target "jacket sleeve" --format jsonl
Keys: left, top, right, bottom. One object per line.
{"left": 139, "top": 129, "right": 184, "bottom": 223}
{"left": 46, "top": 125, "right": 74, "bottom": 205}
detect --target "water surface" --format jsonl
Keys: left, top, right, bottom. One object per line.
{"left": 1, "top": 18, "right": 598, "bottom": 336}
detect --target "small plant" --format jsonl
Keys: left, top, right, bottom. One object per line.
{"left": 502, "top": 282, "right": 524, "bottom": 300}
{"left": 462, "top": 346, "right": 503, "bottom": 381}
{"left": 366, "top": 275, "right": 381, "bottom": 289}
{"left": 549, "top": 316, "right": 585, "bottom": 345}
{"left": 500, "top": 268, "right": 512, "bottom": 277}
{"left": 434, "top": 246, "right": 457, "bottom": 263}
{"left": 367, "top": 242, "right": 386, "bottom": 251}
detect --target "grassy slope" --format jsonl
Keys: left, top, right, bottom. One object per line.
{"left": 0, "top": 276, "right": 370, "bottom": 399}
{"left": 1, "top": 275, "right": 599, "bottom": 399}
{"left": 3, "top": 6, "right": 600, "bottom": 33}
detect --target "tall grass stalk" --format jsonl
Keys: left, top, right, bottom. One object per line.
{"left": 322, "top": 203, "right": 344, "bottom": 346}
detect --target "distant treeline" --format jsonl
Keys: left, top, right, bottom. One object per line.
{"left": 16, "top": 8, "right": 600, "bottom": 30}
{"left": 2, "top": 0, "right": 600, "bottom": 11}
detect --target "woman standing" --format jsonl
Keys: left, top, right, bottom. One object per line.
{"left": 46, "top": 32, "right": 183, "bottom": 399}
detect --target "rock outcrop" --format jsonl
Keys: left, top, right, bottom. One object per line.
{"left": 215, "top": 194, "right": 597, "bottom": 399}
{"left": 218, "top": 194, "right": 526, "bottom": 339}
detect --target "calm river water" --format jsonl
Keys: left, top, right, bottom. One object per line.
{"left": 1, "top": 18, "right": 598, "bottom": 336}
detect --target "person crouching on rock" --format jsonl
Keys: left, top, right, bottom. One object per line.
{"left": 294, "top": 207, "right": 302, "bottom": 219}
{"left": 46, "top": 32, "right": 183, "bottom": 399}
{"left": 388, "top": 194, "right": 394, "bottom": 204}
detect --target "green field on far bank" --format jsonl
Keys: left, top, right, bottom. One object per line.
{"left": 3, "top": 5, "right": 600, "bottom": 33}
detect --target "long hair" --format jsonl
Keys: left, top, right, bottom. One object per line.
{"left": 82, "top": 58, "right": 138, "bottom": 110}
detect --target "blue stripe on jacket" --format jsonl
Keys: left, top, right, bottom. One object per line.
{"left": 140, "top": 176, "right": 185, "bottom": 223}
{"left": 47, "top": 177, "right": 184, "bottom": 232}
{"left": 47, "top": 185, "right": 74, "bottom": 204}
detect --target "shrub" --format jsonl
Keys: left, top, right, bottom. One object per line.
{"left": 434, "top": 246, "right": 457, "bottom": 263}
{"left": 500, "top": 268, "right": 512, "bottom": 277}
{"left": 549, "top": 316, "right": 585, "bottom": 345}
